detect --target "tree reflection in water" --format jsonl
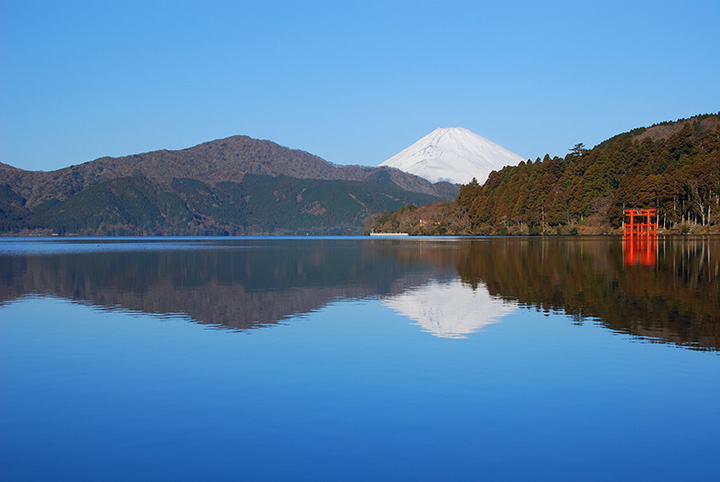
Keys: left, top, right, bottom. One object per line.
{"left": 458, "top": 237, "right": 719, "bottom": 350}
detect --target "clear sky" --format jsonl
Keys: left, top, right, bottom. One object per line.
{"left": 1, "top": 0, "right": 718, "bottom": 172}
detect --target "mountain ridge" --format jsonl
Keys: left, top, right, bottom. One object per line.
{"left": 1, "top": 134, "right": 458, "bottom": 209}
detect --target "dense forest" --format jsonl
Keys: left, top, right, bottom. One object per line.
{"left": 0, "top": 174, "right": 442, "bottom": 236}
{"left": 367, "top": 114, "right": 720, "bottom": 235}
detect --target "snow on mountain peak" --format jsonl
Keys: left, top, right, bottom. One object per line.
{"left": 380, "top": 127, "right": 525, "bottom": 185}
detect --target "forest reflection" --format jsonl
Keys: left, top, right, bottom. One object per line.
{"left": 458, "top": 237, "right": 719, "bottom": 350}
{"left": 0, "top": 237, "right": 717, "bottom": 350}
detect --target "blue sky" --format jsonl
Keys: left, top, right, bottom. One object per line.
{"left": 1, "top": 0, "right": 718, "bottom": 171}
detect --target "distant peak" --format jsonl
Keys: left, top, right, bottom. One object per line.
{"left": 380, "top": 127, "right": 524, "bottom": 185}
{"left": 430, "top": 127, "right": 471, "bottom": 137}
{"left": 435, "top": 127, "right": 469, "bottom": 132}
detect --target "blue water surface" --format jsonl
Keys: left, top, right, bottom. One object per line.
{"left": 1, "top": 237, "right": 718, "bottom": 481}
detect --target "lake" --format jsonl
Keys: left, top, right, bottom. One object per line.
{"left": 1, "top": 236, "right": 718, "bottom": 481}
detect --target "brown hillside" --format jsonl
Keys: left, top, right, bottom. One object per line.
{"left": 635, "top": 115, "right": 719, "bottom": 142}
{"left": 1, "top": 135, "right": 458, "bottom": 208}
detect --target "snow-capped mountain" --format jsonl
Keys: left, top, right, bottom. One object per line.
{"left": 380, "top": 127, "right": 525, "bottom": 185}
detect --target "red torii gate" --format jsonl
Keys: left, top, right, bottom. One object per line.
{"left": 623, "top": 208, "right": 657, "bottom": 236}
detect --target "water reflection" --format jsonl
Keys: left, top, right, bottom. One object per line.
{"left": 0, "top": 238, "right": 458, "bottom": 330}
{"left": 382, "top": 279, "right": 517, "bottom": 338}
{"left": 0, "top": 236, "right": 717, "bottom": 349}
{"left": 623, "top": 236, "right": 657, "bottom": 266}
{"left": 457, "top": 237, "right": 719, "bottom": 350}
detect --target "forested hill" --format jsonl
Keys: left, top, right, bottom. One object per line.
{"left": 368, "top": 114, "right": 720, "bottom": 235}
{"left": 0, "top": 134, "right": 458, "bottom": 236}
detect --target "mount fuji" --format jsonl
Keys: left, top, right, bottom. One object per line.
{"left": 380, "top": 127, "right": 525, "bottom": 185}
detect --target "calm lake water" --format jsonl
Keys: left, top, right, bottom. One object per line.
{"left": 1, "top": 236, "right": 718, "bottom": 481}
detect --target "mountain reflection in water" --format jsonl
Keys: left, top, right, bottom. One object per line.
{"left": 382, "top": 279, "right": 517, "bottom": 338}
{"left": 0, "top": 236, "right": 717, "bottom": 349}
{"left": 0, "top": 238, "right": 458, "bottom": 330}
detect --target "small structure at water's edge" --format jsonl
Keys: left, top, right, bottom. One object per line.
{"left": 623, "top": 208, "right": 657, "bottom": 236}
{"left": 369, "top": 232, "right": 409, "bottom": 236}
